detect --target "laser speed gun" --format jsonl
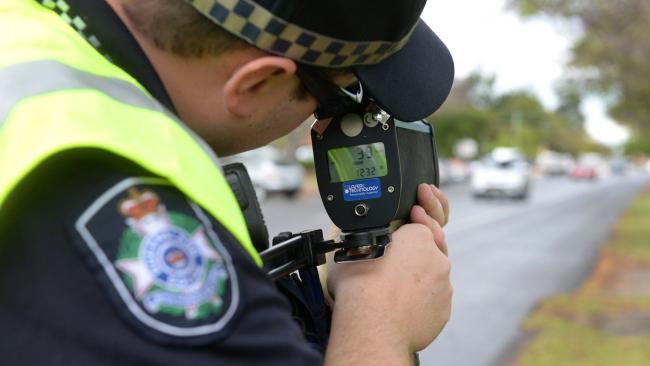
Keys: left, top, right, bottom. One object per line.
{"left": 312, "top": 101, "right": 439, "bottom": 262}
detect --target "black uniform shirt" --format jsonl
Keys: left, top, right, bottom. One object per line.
{"left": 0, "top": 1, "right": 322, "bottom": 364}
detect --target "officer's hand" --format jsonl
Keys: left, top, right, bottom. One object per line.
{"left": 325, "top": 185, "right": 452, "bottom": 365}
{"left": 413, "top": 183, "right": 450, "bottom": 255}
{"left": 320, "top": 184, "right": 450, "bottom": 291}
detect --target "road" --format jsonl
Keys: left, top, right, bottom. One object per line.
{"left": 259, "top": 173, "right": 649, "bottom": 366}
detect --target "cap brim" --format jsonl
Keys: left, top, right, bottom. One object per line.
{"left": 354, "top": 20, "right": 455, "bottom": 122}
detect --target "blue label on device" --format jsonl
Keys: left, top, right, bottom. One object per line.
{"left": 342, "top": 178, "right": 382, "bottom": 202}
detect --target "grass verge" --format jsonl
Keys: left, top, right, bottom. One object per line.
{"left": 513, "top": 186, "right": 650, "bottom": 366}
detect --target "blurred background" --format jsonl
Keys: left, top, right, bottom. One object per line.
{"left": 225, "top": 1, "right": 650, "bottom": 365}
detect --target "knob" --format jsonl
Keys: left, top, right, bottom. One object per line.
{"left": 354, "top": 203, "right": 369, "bottom": 217}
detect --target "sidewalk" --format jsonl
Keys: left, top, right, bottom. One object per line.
{"left": 510, "top": 186, "right": 650, "bottom": 366}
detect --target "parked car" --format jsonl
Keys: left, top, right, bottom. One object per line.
{"left": 536, "top": 150, "right": 574, "bottom": 176}
{"left": 570, "top": 165, "right": 598, "bottom": 180}
{"left": 609, "top": 157, "right": 628, "bottom": 176}
{"left": 571, "top": 153, "right": 603, "bottom": 180}
{"left": 448, "top": 158, "right": 472, "bottom": 183}
{"left": 438, "top": 158, "right": 451, "bottom": 186}
{"left": 294, "top": 145, "right": 314, "bottom": 166}
{"left": 471, "top": 148, "right": 531, "bottom": 200}
{"left": 221, "top": 146, "right": 305, "bottom": 200}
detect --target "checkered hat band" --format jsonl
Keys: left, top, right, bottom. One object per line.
{"left": 39, "top": 0, "right": 109, "bottom": 58}
{"left": 187, "top": 0, "right": 413, "bottom": 67}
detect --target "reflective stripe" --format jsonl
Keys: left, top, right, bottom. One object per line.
{"left": 0, "top": 60, "right": 152, "bottom": 125}
{"left": 0, "top": 59, "right": 223, "bottom": 178}
{"left": 0, "top": 59, "right": 261, "bottom": 266}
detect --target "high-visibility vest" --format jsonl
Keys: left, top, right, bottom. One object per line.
{"left": 0, "top": 0, "right": 262, "bottom": 266}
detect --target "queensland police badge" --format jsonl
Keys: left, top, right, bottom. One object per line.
{"left": 116, "top": 188, "right": 229, "bottom": 320}
{"left": 74, "top": 178, "right": 239, "bottom": 343}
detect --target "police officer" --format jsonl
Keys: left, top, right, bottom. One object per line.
{"left": 0, "top": 0, "right": 454, "bottom": 365}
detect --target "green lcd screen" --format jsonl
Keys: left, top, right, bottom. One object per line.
{"left": 328, "top": 143, "right": 388, "bottom": 183}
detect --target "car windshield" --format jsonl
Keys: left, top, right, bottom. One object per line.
{"left": 482, "top": 157, "right": 520, "bottom": 169}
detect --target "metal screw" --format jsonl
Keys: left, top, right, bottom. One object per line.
{"left": 363, "top": 113, "right": 378, "bottom": 127}
{"left": 388, "top": 186, "right": 395, "bottom": 193}
{"left": 381, "top": 122, "right": 390, "bottom": 131}
{"left": 316, "top": 134, "right": 324, "bottom": 140}
{"left": 327, "top": 195, "right": 334, "bottom": 202}
{"left": 375, "top": 111, "right": 389, "bottom": 123}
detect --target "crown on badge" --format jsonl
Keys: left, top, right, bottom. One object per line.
{"left": 119, "top": 188, "right": 160, "bottom": 220}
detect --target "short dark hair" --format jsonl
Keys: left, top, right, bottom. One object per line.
{"left": 122, "top": 0, "right": 351, "bottom": 99}
{"left": 122, "top": 0, "right": 248, "bottom": 58}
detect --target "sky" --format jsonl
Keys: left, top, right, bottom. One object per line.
{"left": 420, "top": 0, "right": 630, "bottom": 146}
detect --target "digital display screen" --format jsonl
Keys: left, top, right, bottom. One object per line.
{"left": 328, "top": 143, "right": 388, "bottom": 183}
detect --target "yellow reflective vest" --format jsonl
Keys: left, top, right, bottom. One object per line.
{"left": 0, "top": 0, "right": 262, "bottom": 266}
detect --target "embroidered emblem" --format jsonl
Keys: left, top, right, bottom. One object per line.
{"left": 74, "top": 178, "right": 240, "bottom": 343}
{"left": 115, "top": 188, "right": 229, "bottom": 320}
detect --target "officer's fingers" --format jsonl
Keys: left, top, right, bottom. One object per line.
{"left": 417, "top": 184, "right": 446, "bottom": 227}
{"left": 318, "top": 261, "right": 335, "bottom": 306}
{"left": 433, "top": 225, "right": 448, "bottom": 256}
{"left": 410, "top": 205, "right": 447, "bottom": 256}
{"left": 431, "top": 184, "right": 450, "bottom": 226}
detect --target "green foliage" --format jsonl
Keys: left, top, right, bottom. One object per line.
{"left": 429, "top": 107, "right": 496, "bottom": 157}
{"left": 464, "top": 72, "right": 497, "bottom": 108}
{"left": 429, "top": 73, "right": 600, "bottom": 158}
{"left": 625, "top": 130, "right": 650, "bottom": 155}
{"left": 555, "top": 83, "right": 585, "bottom": 129}
{"left": 508, "top": 0, "right": 650, "bottom": 145}
{"left": 518, "top": 321, "right": 650, "bottom": 366}
{"left": 609, "top": 190, "right": 650, "bottom": 262}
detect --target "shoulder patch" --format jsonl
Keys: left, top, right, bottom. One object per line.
{"left": 73, "top": 177, "right": 240, "bottom": 345}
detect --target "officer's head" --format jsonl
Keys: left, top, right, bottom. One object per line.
{"left": 110, "top": 0, "right": 454, "bottom": 155}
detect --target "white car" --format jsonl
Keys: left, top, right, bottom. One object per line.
{"left": 448, "top": 158, "right": 472, "bottom": 183}
{"left": 222, "top": 146, "right": 305, "bottom": 200}
{"left": 471, "top": 148, "right": 530, "bottom": 200}
{"left": 536, "top": 150, "right": 574, "bottom": 176}
{"left": 438, "top": 159, "right": 451, "bottom": 186}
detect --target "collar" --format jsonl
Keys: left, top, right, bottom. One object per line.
{"left": 38, "top": 0, "right": 176, "bottom": 114}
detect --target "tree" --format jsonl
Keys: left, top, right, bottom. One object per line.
{"left": 555, "top": 82, "right": 585, "bottom": 130}
{"left": 429, "top": 72, "right": 599, "bottom": 158}
{"left": 429, "top": 72, "right": 499, "bottom": 157}
{"left": 508, "top": 0, "right": 650, "bottom": 134}
{"left": 429, "top": 108, "right": 497, "bottom": 157}
{"left": 489, "top": 91, "right": 549, "bottom": 157}
{"left": 625, "top": 132, "right": 650, "bottom": 156}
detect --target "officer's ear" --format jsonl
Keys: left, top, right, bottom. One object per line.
{"left": 223, "top": 56, "right": 298, "bottom": 118}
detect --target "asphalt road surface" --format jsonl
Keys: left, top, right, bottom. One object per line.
{"left": 259, "top": 173, "right": 649, "bottom": 366}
